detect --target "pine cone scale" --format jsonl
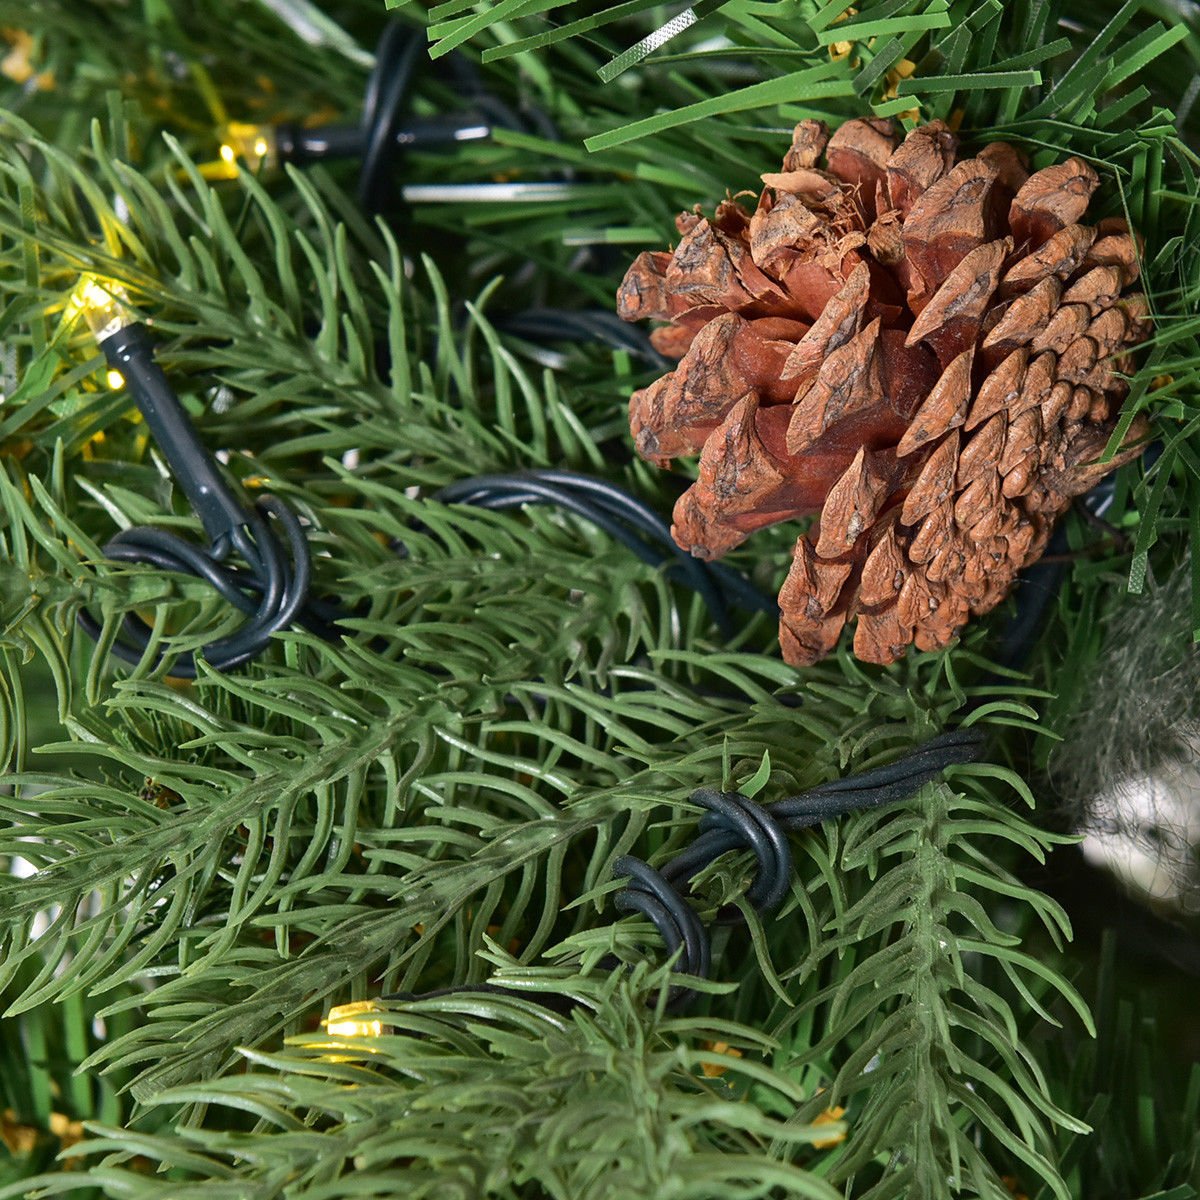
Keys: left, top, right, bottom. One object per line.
{"left": 1009, "top": 157, "right": 1099, "bottom": 249}
{"left": 896, "top": 348, "right": 974, "bottom": 456}
{"left": 904, "top": 237, "right": 1010, "bottom": 359}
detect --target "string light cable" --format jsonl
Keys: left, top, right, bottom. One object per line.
{"left": 604, "top": 726, "right": 984, "bottom": 1005}
{"left": 579, "top": 469, "right": 1142, "bottom": 1005}
{"left": 195, "top": 26, "right": 1148, "bottom": 1020}
{"left": 357, "top": 727, "right": 985, "bottom": 1017}
{"left": 64, "top": 282, "right": 1100, "bottom": 719}
{"left": 573, "top": 459, "right": 1148, "bottom": 1004}
{"left": 489, "top": 307, "right": 673, "bottom": 368}
{"left": 66, "top": 285, "right": 776, "bottom": 674}
{"left": 432, "top": 469, "right": 779, "bottom": 639}
{"left": 71, "top": 280, "right": 337, "bottom": 675}
{"left": 212, "top": 21, "right": 580, "bottom": 213}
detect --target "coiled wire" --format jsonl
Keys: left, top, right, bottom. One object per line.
{"left": 609, "top": 727, "right": 985, "bottom": 1005}
{"left": 76, "top": 495, "right": 342, "bottom": 677}
{"left": 377, "top": 729, "right": 985, "bottom": 1012}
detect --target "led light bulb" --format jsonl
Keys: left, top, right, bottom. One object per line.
{"left": 222, "top": 122, "right": 276, "bottom": 171}
{"left": 324, "top": 1001, "right": 383, "bottom": 1038}
{"left": 203, "top": 123, "right": 277, "bottom": 180}
{"left": 105, "top": 368, "right": 125, "bottom": 390}
{"left": 72, "top": 277, "right": 132, "bottom": 343}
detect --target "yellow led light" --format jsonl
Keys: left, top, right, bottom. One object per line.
{"left": 105, "top": 368, "right": 125, "bottom": 390}
{"left": 324, "top": 1001, "right": 383, "bottom": 1038}
{"left": 204, "top": 124, "right": 276, "bottom": 182}
{"left": 78, "top": 278, "right": 114, "bottom": 310}
{"left": 2, "top": 30, "right": 35, "bottom": 84}
{"left": 71, "top": 277, "right": 131, "bottom": 342}
{"left": 222, "top": 123, "right": 275, "bottom": 169}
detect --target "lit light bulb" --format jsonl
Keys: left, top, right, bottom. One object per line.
{"left": 203, "top": 124, "right": 276, "bottom": 181}
{"left": 105, "top": 368, "right": 125, "bottom": 390}
{"left": 71, "top": 277, "right": 131, "bottom": 342}
{"left": 221, "top": 122, "right": 276, "bottom": 172}
{"left": 324, "top": 1001, "right": 383, "bottom": 1038}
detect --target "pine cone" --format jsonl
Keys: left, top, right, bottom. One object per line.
{"left": 617, "top": 117, "right": 1151, "bottom": 666}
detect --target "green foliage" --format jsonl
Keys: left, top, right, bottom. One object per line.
{"left": 0, "top": 0, "right": 373, "bottom": 133}
{"left": 771, "top": 774, "right": 1089, "bottom": 1200}
{"left": 400, "top": 0, "right": 1198, "bottom": 144}
{"left": 0, "top": 109, "right": 1084, "bottom": 1195}
{"left": 0, "top": 955, "right": 135, "bottom": 1197}
{"left": 0, "top": 1, "right": 1198, "bottom": 1197}
{"left": 1, "top": 973, "right": 853, "bottom": 1200}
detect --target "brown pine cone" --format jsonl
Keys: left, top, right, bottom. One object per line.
{"left": 617, "top": 117, "right": 1151, "bottom": 667}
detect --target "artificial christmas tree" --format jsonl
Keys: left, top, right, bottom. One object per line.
{"left": 1, "top": 4, "right": 1199, "bottom": 1200}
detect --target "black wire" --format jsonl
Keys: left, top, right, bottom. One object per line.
{"left": 433, "top": 469, "right": 778, "bottom": 637}
{"left": 279, "top": 21, "right": 567, "bottom": 216}
{"left": 357, "top": 20, "right": 422, "bottom": 214}
{"left": 379, "top": 729, "right": 985, "bottom": 1013}
{"left": 76, "top": 494, "right": 333, "bottom": 678}
{"left": 76, "top": 295, "right": 774, "bottom": 678}
{"left": 603, "top": 728, "right": 985, "bottom": 1006}
{"left": 77, "top": 325, "right": 339, "bottom": 678}
{"left": 491, "top": 308, "right": 672, "bottom": 368}
{"left": 591, "top": 440, "right": 1148, "bottom": 1000}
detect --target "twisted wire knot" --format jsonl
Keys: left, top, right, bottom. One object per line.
{"left": 77, "top": 493, "right": 341, "bottom": 677}
{"left": 611, "top": 785, "right": 789, "bottom": 1001}
{"left": 612, "top": 855, "right": 710, "bottom": 985}
{"left": 700, "top": 789, "right": 793, "bottom": 915}
{"left": 609, "top": 730, "right": 985, "bottom": 1005}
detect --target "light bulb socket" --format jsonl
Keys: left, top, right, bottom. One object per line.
{"left": 274, "top": 114, "right": 492, "bottom": 169}
{"left": 97, "top": 323, "right": 250, "bottom": 552}
{"left": 274, "top": 121, "right": 363, "bottom": 166}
